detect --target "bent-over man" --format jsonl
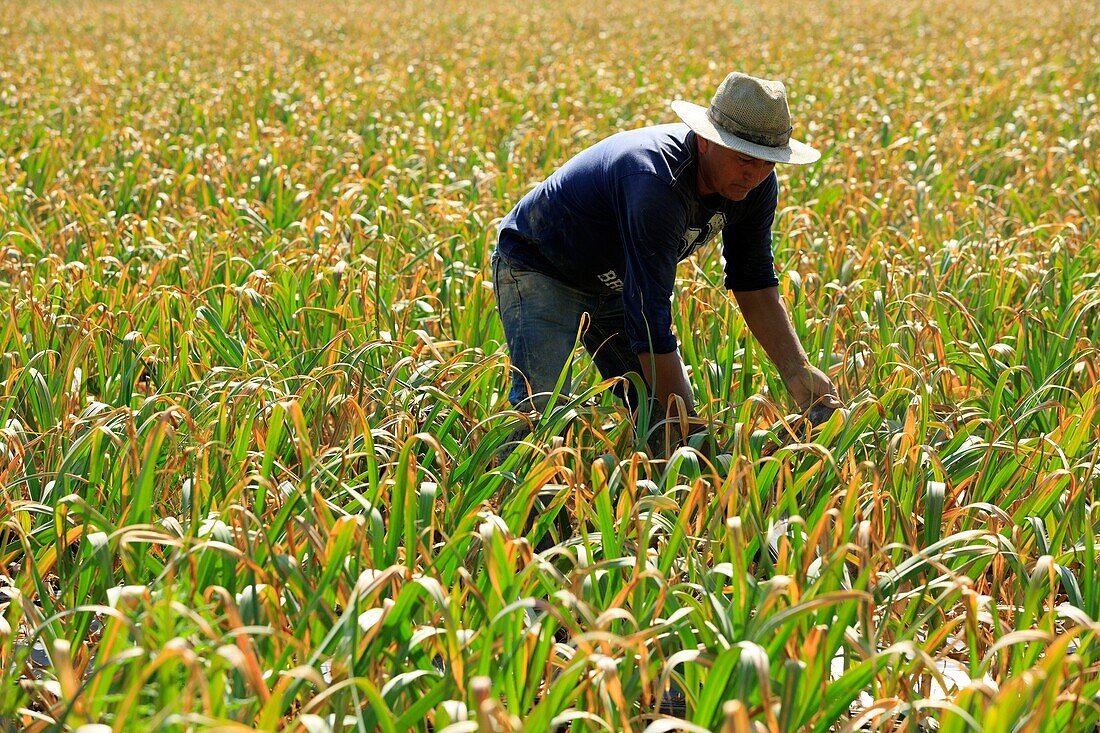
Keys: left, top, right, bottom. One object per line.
{"left": 492, "top": 71, "right": 843, "bottom": 450}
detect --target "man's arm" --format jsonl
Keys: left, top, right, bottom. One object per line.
{"left": 732, "top": 286, "right": 842, "bottom": 411}
{"left": 637, "top": 350, "right": 696, "bottom": 418}
{"left": 637, "top": 349, "right": 714, "bottom": 456}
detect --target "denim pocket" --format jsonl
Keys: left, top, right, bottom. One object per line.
{"left": 491, "top": 252, "right": 523, "bottom": 316}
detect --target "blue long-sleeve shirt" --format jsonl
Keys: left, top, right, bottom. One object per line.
{"left": 497, "top": 123, "right": 780, "bottom": 354}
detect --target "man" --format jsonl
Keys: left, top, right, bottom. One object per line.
{"left": 492, "top": 71, "right": 842, "bottom": 451}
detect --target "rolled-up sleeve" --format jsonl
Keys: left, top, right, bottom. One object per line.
{"left": 722, "top": 172, "right": 780, "bottom": 291}
{"left": 614, "top": 173, "right": 685, "bottom": 354}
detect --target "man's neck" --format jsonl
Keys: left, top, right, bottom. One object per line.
{"left": 692, "top": 135, "right": 715, "bottom": 197}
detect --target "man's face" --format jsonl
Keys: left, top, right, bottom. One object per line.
{"left": 696, "top": 137, "right": 776, "bottom": 200}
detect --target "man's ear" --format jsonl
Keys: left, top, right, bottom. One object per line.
{"left": 696, "top": 135, "right": 709, "bottom": 155}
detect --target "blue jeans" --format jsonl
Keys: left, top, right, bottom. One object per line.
{"left": 492, "top": 250, "right": 643, "bottom": 413}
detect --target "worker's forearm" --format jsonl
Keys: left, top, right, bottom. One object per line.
{"left": 732, "top": 286, "right": 842, "bottom": 411}
{"left": 732, "top": 287, "right": 811, "bottom": 381}
{"left": 637, "top": 350, "right": 696, "bottom": 417}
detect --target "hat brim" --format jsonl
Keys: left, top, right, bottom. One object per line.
{"left": 671, "top": 100, "right": 821, "bottom": 165}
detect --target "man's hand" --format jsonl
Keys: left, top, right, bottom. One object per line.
{"left": 759, "top": 366, "right": 845, "bottom": 457}
{"left": 637, "top": 349, "right": 696, "bottom": 419}
{"left": 637, "top": 349, "right": 710, "bottom": 457}
{"left": 784, "top": 363, "right": 843, "bottom": 414}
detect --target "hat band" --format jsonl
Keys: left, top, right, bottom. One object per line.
{"left": 707, "top": 106, "right": 792, "bottom": 148}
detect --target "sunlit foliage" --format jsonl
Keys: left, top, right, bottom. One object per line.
{"left": 0, "top": 0, "right": 1098, "bottom": 730}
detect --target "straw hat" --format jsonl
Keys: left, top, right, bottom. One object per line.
{"left": 672, "top": 72, "right": 820, "bottom": 165}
